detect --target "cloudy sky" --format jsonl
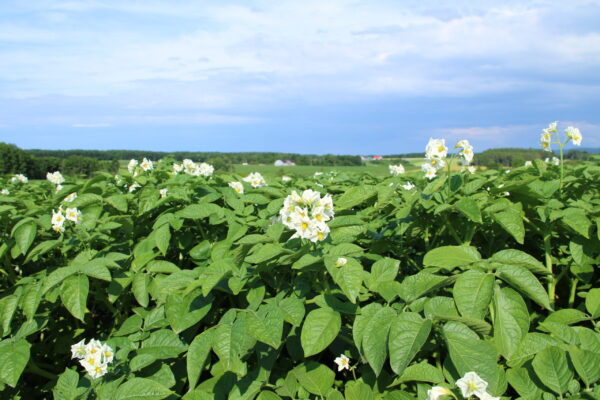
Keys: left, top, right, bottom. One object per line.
{"left": 1, "top": 0, "right": 599, "bottom": 154}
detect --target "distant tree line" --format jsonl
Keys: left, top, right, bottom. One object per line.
{"left": 24, "top": 149, "right": 363, "bottom": 166}
{"left": 474, "top": 148, "right": 592, "bottom": 167}
{"left": 1, "top": 143, "right": 119, "bottom": 179}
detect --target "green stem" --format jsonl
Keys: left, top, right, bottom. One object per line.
{"left": 568, "top": 279, "right": 578, "bottom": 308}
{"left": 26, "top": 361, "right": 57, "bottom": 380}
{"left": 445, "top": 216, "right": 463, "bottom": 245}
{"left": 544, "top": 231, "right": 555, "bottom": 308}
{"left": 559, "top": 142, "right": 565, "bottom": 192}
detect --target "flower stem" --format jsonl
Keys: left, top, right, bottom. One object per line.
{"left": 544, "top": 230, "right": 555, "bottom": 309}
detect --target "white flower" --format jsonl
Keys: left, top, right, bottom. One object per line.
{"left": 540, "top": 130, "right": 553, "bottom": 143}
{"left": 478, "top": 393, "right": 500, "bottom": 400}
{"left": 334, "top": 354, "right": 350, "bottom": 371}
{"left": 140, "top": 158, "right": 153, "bottom": 171}
{"left": 100, "top": 343, "right": 114, "bottom": 364}
{"left": 64, "top": 192, "right": 77, "bottom": 202}
{"left": 47, "top": 171, "right": 65, "bottom": 185}
{"left": 127, "top": 159, "right": 138, "bottom": 174}
{"left": 86, "top": 362, "right": 108, "bottom": 379}
{"left": 280, "top": 190, "right": 334, "bottom": 241}
{"left": 71, "top": 339, "right": 87, "bottom": 359}
{"left": 65, "top": 207, "right": 83, "bottom": 224}
{"left": 281, "top": 176, "right": 292, "bottom": 182}
{"left": 456, "top": 371, "right": 488, "bottom": 399}
{"left": 427, "top": 386, "right": 454, "bottom": 400}
{"left": 548, "top": 121, "right": 558, "bottom": 132}
{"left": 11, "top": 174, "right": 28, "bottom": 183}
{"left": 229, "top": 181, "right": 244, "bottom": 194}
{"left": 159, "top": 188, "right": 168, "bottom": 198}
{"left": 389, "top": 164, "right": 405, "bottom": 176}
{"left": 128, "top": 183, "right": 141, "bottom": 193}
{"left": 565, "top": 126, "right": 582, "bottom": 146}
{"left": 541, "top": 140, "right": 552, "bottom": 152}
{"left": 1, "top": 189, "right": 9, "bottom": 195}
{"left": 55, "top": 184, "right": 64, "bottom": 193}
{"left": 243, "top": 172, "right": 267, "bottom": 188}
{"left": 455, "top": 139, "right": 471, "bottom": 148}
{"left": 421, "top": 162, "right": 437, "bottom": 180}
{"left": 402, "top": 182, "right": 416, "bottom": 190}
{"left": 552, "top": 157, "right": 560, "bottom": 166}
{"left": 51, "top": 208, "right": 66, "bottom": 230}
{"left": 172, "top": 163, "right": 183, "bottom": 174}
{"left": 425, "top": 138, "right": 448, "bottom": 159}
{"left": 197, "top": 162, "right": 214, "bottom": 177}
{"left": 314, "top": 172, "right": 323, "bottom": 177}
{"left": 335, "top": 257, "right": 347, "bottom": 267}
{"left": 467, "top": 166, "right": 477, "bottom": 174}
{"left": 524, "top": 160, "right": 532, "bottom": 167}
{"left": 460, "top": 145, "right": 474, "bottom": 164}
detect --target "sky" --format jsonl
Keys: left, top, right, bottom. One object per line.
{"left": 1, "top": 0, "right": 599, "bottom": 154}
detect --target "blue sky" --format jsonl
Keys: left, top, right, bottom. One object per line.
{"left": 1, "top": 0, "right": 599, "bottom": 154}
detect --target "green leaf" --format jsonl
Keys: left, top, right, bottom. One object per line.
{"left": 0, "top": 339, "right": 31, "bottom": 388}
{"left": 114, "top": 315, "right": 143, "bottom": 336}
{"left": 245, "top": 244, "right": 288, "bottom": 264}
{"left": 324, "top": 256, "right": 363, "bottom": 303}
{"left": 13, "top": 219, "right": 37, "bottom": 256}
{"left": 211, "top": 321, "right": 250, "bottom": 375}
{"left": 132, "top": 273, "right": 150, "bottom": 307}
{"left": 490, "top": 206, "right": 525, "bottom": 244}
{"left": 493, "top": 287, "right": 529, "bottom": 359}
{"left": 366, "top": 257, "right": 400, "bottom": 291}
{"left": 0, "top": 295, "right": 18, "bottom": 335}
{"left": 291, "top": 361, "right": 335, "bottom": 396}
{"left": 278, "top": 297, "right": 305, "bottom": 327}
{"left": 585, "top": 288, "right": 600, "bottom": 319}
{"left": 532, "top": 346, "right": 572, "bottom": 395}
{"left": 79, "top": 259, "right": 112, "bottom": 281}
{"left": 187, "top": 330, "right": 213, "bottom": 392}
{"left": 153, "top": 223, "right": 171, "bottom": 256}
{"left": 394, "top": 361, "right": 445, "bottom": 384}
{"left": 165, "top": 290, "right": 212, "bottom": 333}
{"left": 60, "top": 274, "right": 89, "bottom": 321}
{"left": 353, "top": 303, "right": 383, "bottom": 357}
{"left": 130, "top": 354, "right": 157, "bottom": 371}
{"left": 507, "top": 333, "right": 561, "bottom": 368}
{"left": 496, "top": 264, "right": 551, "bottom": 310}
{"left": 388, "top": 312, "right": 432, "bottom": 376}
{"left": 335, "top": 186, "right": 377, "bottom": 210}
{"left": 345, "top": 381, "right": 374, "bottom": 400}
{"left": 490, "top": 249, "right": 549, "bottom": 275}
{"left": 453, "top": 270, "right": 494, "bottom": 320}
{"left": 245, "top": 304, "right": 284, "bottom": 349}
{"left": 114, "top": 378, "right": 172, "bottom": 400}
{"left": 569, "top": 346, "right": 600, "bottom": 386}
{"left": 454, "top": 197, "right": 482, "bottom": 223}
{"left": 300, "top": 307, "right": 341, "bottom": 357}
{"left": 138, "top": 329, "right": 187, "bottom": 359}
{"left": 53, "top": 368, "right": 79, "bottom": 400}
{"left": 561, "top": 208, "right": 591, "bottom": 238}
{"left": 422, "top": 246, "right": 481, "bottom": 270}
{"left": 21, "top": 282, "right": 43, "bottom": 321}
{"left": 362, "top": 306, "right": 396, "bottom": 376}
{"left": 506, "top": 367, "right": 544, "bottom": 399}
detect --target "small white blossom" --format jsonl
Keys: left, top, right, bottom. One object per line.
{"left": 335, "top": 257, "right": 347, "bottom": 267}
{"left": 565, "top": 126, "right": 582, "bottom": 146}
{"left": 140, "top": 158, "right": 153, "bottom": 171}
{"left": 1, "top": 189, "right": 9, "bottom": 195}
{"left": 427, "top": 386, "right": 454, "bottom": 400}
{"left": 389, "top": 164, "right": 405, "bottom": 176}
{"left": 159, "top": 188, "right": 168, "bottom": 198}
{"left": 64, "top": 192, "right": 77, "bottom": 202}
{"left": 281, "top": 176, "right": 292, "bottom": 182}
{"left": 55, "top": 184, "right": 64, "bottom": 193}
{"left": 11, "top": 174, "right": 28, "bottom": 183}
{"left": 334, "top": 354, "right": 350, "bottom": 371}
{"left": 421, "top": 162, "right": 437, "bottom": 180}
{"left": 172, "top": 163, "right": 183, "bottom": 174}
{"left": 243, "top": 172, "right": 267, "bottom": 188}
{"left": 71, "top": 339, "right": 87, "bottom": 359}
{"left": 229, "top": 181, "right": 244, "bottom": 194}
{"left": 456, "top": 371, "right": 488, "bottom": 399}
{"left": 425, "top": 138, "right": 448, "bottom": 159}
{"left": 524, "top": 160, "right": 532, "bottom": 167}
{"left": 127, "top": 159, "right": 138, "bottom": 174}
{"left": 65, "top": 207, "right": 83, "bottom": 224}
{"left": 314, "top": 172, "right": 323, "bottom": 177}
{"left": 467, "top": 166, "right": 477, "bottom": 174}
{"left": 128, "top": 183, "right": 141, "bottom": 193}
{"left": 402, "top": 182, "right": 416, "bottom": 190}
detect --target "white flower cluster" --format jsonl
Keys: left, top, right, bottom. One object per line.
{"left": 402, "top": 182, "right": 416, "bottom": 190}
{"left": 51, "top": 206, "right": 82, "bottom": 233}
{"left": 281, "top": 176, "right": 292, "bottom": 182}
{"left": 128, "top": 182, "right": 141, "bottom": 193}
{"left": 427, "top": 371, "right": 499, "bottom": 400}
{"left": 540, "top": 122, "right": 582, "bottom": 151}
{"left": 389, "top": 164, "right": 405, "bottom": 176}
{"left": 71, "top": 339, "right": 114, "bottom": 379}
{"left": 128, "top": 158, "right": 154, "bottom": 176}
{"left": 455, "top": 140, "right": 474, "bottom": 165}
{"left": 64, "top": 192, "right": 77, "bottom": 203}
{"left": 228, "top": 181, "right": 244, "bottom": 194}
{"left": 173, "top": 159, "right": 214, "bottom": 177}
{"left": 279, "top": 189, "right": 334, "bottom": 242}
{"left": 47, "top": 171, "right": 65, "bottom": 185}
{"left": 11, "top": 174, "right": 28, "bottom": 184}
{"left": 1, "top": 189, "right": 9, "bottom": 195}
{"left": 243, "top": 172, "right": 267, "bottom": 188}
{"left": 421, "top": 138, "right": 475, "bottom": 180}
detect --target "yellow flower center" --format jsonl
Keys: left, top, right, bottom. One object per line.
{"left": 301, "top": 222, "right": 309, "bottom": 230}
{"left": 317, "top": 232, "right": 324, "bottom": 240}
{"left": 438, "top": 145, "right": 445, "bottom": 152}
{"left": 315, "top": 214, "right": 323, "bottom": 221}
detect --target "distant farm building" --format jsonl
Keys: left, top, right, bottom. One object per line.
{"left": 274, "top": 160, "right": 296, "bottom": 166}
{"left": 361, "top": 156, "right": 383, "bottom": 161}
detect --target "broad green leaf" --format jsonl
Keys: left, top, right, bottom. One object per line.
{"left": 301, "top": 307, "right": 341, "bottom": 357}
{"left": 246, "top": 304, "right": 284, "bottom": 349}
{"left": 153, "top": 223, "right": 171, "bottom": 256}
{"left": 211, "top": 321, "right": 250, "bottom": 376}
{"left": 453, "top": 270, "right": 494, "bottom": 320}
{"left": 490, "top": 249, "right": 549, "bottom": 275}
{"left": 0, "top": 339, "right": 31, "bottom": 388}
{"left": 506, "top": 367, "right": 544, "bottom": 399}
{"left": 398, "top": 271, "right": 455, "bottom": 303}
{"left": 496, "top": 264, "right": 551, "bottom": 310}
{"left": 291, "top": 361, "right": 335, "bottom": 396}
{"left": 493, "top": 287, "right": 529, "bottom": 359}
{"left": 60, "top": 274, "right": 89, "bottom": 321}
{"left": 114, "top": 315, "right": 143, "bottom": 336}
{"left": 22, "top": 282, "right": 43, "bottom": 321}
{"left": 138, "top": 329, "right": 187, "bottom": 359}
{"left": 389, "top": 312, "right": 431, "bottom": 376}
{"left": 507, "top": 333, "right": 561, "bottom": 368}
{"left": 532, "top": 346, "right": 572, "bottom": 395}
{"left": 393, "top": 361, "right": 445, "bottom": 384}
{"left": 79, "top": 259, "right": 112, "bottom": 281}
{"left": 245, "top": 244, "right": 289, "bottom": 264}
{"left": 0, "top": 294, "right": 18, "bottom": 335}
{"left": 345, "top": 381, "right": 374, "bottom": 400}
{"left": 362, "top": 306, "right": 396, "bottom": 376}
{"left": 278, "top": 297, "right": 305, "bottom": 327}
{"left": 324, "top": 256, "right": 363, "bottom": 303}
{"left": 165, "top": 290, "right": 212, "bottom": 333}
{"left": 114, "top": 378, "right": 172, "bottom": 400}
{"left": 335, "top": 186, "right": 377, "bottom": 210}
{"left": 366, "top": 257, "right": 400, "bottom": 291}
{"left": 132, "top": 273, "right": 150, "bottom": 307}
{"left": 454, "top": 197, "right": 482, "bottom": 223}
{"left": 13, "top": 219, "right": 37, "bottom": 256}
{"left": 490, "top": 206, "right": 525, "bottom": 244}
{"left": 585, "top": 288, "right": 600, "bottom": 319}
{"left": 353, "top": 303, "right": 383, "bottom": 356}
{"left": 423, "top": 246, "right": 481, "bottom": 270}
{"left": 561, "top": 208, "right": 591, "bottom": 238}
{"left": 53, "top": 368, "right": 79, "bottom": 400}
{"left": 187, "top": 330, "right": 213, "bottom": 392}
{"left": 569, "top": 346, "right": 600, "bottom": 386}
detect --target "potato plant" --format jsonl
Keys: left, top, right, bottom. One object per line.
{"left": 0, "top": 156, "right": 599, "bottom": 400}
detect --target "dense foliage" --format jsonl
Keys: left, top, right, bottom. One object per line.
{"left": 0, "top": 155, "right": 599, "bottom": 399}
{"left": 473, "top": 148, "right": 593, "bottom": 168}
